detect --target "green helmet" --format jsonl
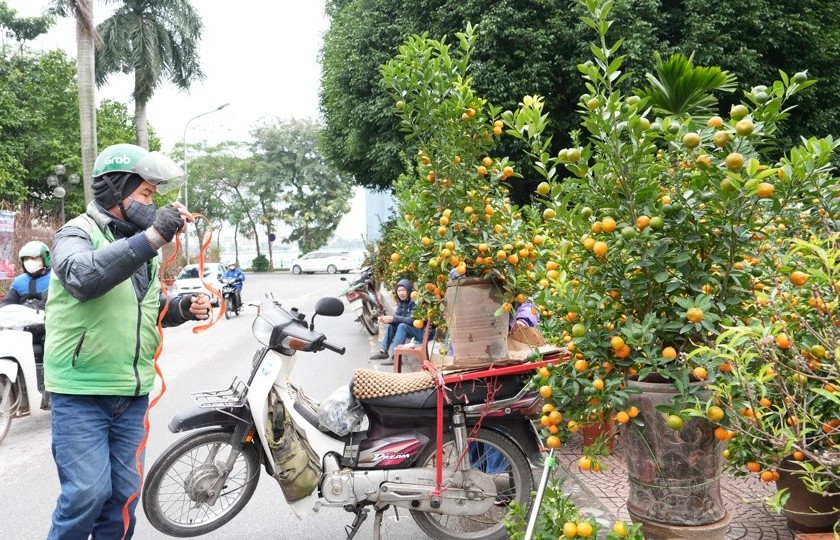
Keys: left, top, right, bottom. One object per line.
{"left": 20, "top": 240, "right": 50, "bottom": 268}
{"left": 92, "top": 144, "right": 185, "bottom": 194}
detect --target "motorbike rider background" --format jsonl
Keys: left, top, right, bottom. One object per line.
{"left": 43, "top": 143, "right": 212, "bottom": 539}
{"left": 0, "top": 241, "right": 51, "bottom": 310}
{"left": 1, "top": 241, "right": 52, "bottom": 409}
{"left": 222, "top": 261, "right": 245, "bottom": 310}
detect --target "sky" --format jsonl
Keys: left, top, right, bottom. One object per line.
{"left": 7, "top": 0, "right": 369, "bottom": 243}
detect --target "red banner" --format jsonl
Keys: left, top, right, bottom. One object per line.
{"left": 0, "top": 211, "right": 15, "bottom": 280}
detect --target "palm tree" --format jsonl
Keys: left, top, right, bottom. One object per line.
{"left": 50, "top": 0, "right": 100, "bottom": 204}
{"left": 636, "top": 52, "right": 737, "bottom": 119}
{"left": 96, "top": 0, "right": 204, "bottom": 149}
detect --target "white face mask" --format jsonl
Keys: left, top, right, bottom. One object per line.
{"left": 23, "top": 259, "right": 44, "bottom": 274}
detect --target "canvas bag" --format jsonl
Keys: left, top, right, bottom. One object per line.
{"left": 265, "top": 398, "right": 322, "bottom": 502}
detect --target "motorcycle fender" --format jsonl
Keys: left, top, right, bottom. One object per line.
{"left": 346, "top": 290, "right": 364, "bottom": 303}
{"left": 0, "top": 358, "right": 19, "bottom": 381}
{"left": 348, "top": 297, "right": 365, "bottom": 317}
{"left": 484, "top": 416, "right": 545, "bottom": 467}
{"left": 168, "top": 406, "right": 248, "bottom": 433}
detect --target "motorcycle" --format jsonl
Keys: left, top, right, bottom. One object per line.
{"left": 142, "top": 296, "right": 549, "bottom": 540}
{"left": 0, "top": 304, "right": 45, "bottom": 444}
{"left": 220, "top": 278, "right": 242, "bottom": 320}
{"left": 340, "top": 267, "right": 384, "bottom": 335}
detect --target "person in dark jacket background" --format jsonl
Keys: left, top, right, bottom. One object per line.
{"left": 44, "top": 143, "right": 212, "bottom": 540}
{"left": 0, "top": 240, "right": 52, "bottom": 310}
{"left": 369, "top": 278, "right": 423, "bottom": 365}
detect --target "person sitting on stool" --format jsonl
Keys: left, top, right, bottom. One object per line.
{"left": 369, "top": 278, "right": 424, "bottom": 365}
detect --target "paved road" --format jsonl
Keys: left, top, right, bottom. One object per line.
{"left": 0, "top": 271, "right": 424, "bottom": 539}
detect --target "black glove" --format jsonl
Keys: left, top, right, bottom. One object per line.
{"left": 178, "top": 294, "right": 201, "bottom": 321}
{"left": 151, "top": 204, "right": 183, "bottom": 242}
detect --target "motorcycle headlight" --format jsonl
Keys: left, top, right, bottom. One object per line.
{"left": 251, "top": 314, "right": 273, "bottom": 347}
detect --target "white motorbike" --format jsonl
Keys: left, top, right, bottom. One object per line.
{"left": 0, "top": 304, "right": 46, "bottom": 444}
{"left": 142, "top": 296, "right": 551, "bottom": 539}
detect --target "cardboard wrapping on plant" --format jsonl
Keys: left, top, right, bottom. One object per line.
{"left": 431, "top": 326, "right": 559, "bottom": 370}
{"left": 507, "top": 325, "right": 559, "bottom": 360}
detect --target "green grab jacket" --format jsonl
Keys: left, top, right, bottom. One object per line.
{"left": 44, "top": 213, "right": 162, "bottom": 396}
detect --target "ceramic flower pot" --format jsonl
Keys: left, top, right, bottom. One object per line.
{"left": 622, "top": 377, "right": 730, "bottom": 538}
{"left": 581, "top": 419, "right": 616, "bottom": 452}
{"left": 775, "top": 455, "right": 840, "bottom": 532}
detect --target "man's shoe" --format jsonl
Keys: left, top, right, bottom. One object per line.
{"left": 379, "top": 356, "right": 394, "bottom": 366}
{"left": 369, "top": 351, "right": 389, "bottom": 360}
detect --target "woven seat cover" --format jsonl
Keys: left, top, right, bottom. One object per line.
{"left": 352, "top": 368, "right": 436, "bottom": 400}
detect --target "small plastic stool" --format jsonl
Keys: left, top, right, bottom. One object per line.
{"left": 393, "top": 325, "right": 432, "bottom": 373}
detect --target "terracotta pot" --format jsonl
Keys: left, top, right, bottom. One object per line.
{"left": 581, "top": 419, "right": 616, "bottom": 452}
{"left": 776, "top": 456, "right": 840, "bottom": 532}
{"left": 443, "top": 277, "right": 507, "bottom": 366}
{"left": 623, "top": 376, "right": 727, "bottom": 530}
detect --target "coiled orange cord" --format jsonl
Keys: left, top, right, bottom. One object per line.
{"left": 121, "top": 215, "right": 224, "bottom": 539}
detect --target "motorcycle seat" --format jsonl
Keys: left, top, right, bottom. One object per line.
{"left": 351, "top": 368, "right": 525, "bottom": 409}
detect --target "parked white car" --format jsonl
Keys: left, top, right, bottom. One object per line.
{"left": 169, "top": 263, "right": 226, "bottom": 306}
{"left": 290, "top": 251, "right": 355, "bottom": 274}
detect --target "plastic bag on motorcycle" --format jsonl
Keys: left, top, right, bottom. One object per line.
{"left": 316, "top": 385, "right": 364, "bottom": 436}
{"left": 266, "top": 398, "right": 322, "bottom": 502}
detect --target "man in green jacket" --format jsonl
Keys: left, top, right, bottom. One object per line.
{"left": 44, "top": 144, "right": 212, "bottom": 539}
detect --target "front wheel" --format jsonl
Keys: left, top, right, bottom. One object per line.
{"left": 142, "top": 429, "right": 261, "bottom": 537}
{"left": 291, "top": 265, "right": 302, "bottom": 275}
{"left": 326, "top": 264, "right": 338, "bottom": 274}
{"left": 410, "top": 429, "right": 533, "bottom": 540}
{"left": 360, "top": 302, "right": 378, "bottom": 335}
{"left": 0, "top": 375, "right": 13, "bottom": 444}
{"left": 224, "top": 295, "right": 232, "bottom": 319}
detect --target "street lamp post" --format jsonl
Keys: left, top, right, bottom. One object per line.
{"left": 182, "top": 102, "right": 229, "bottom": 264}
{"left": 47, "top": 164, "right": 80, "bottom": 224}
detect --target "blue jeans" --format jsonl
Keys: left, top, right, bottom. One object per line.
{"left": 381, "top": 322, "right": 425, "bottom": 356}
{"left": 469, "top": 442, "right": 509, "bottom": 474}
{"left": 48, "top": 394, "right": 149, "bottom": 540}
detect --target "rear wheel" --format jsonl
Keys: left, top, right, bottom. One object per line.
{"left": 360, "top": 303, "right": 378, "bottom": 335}
{"left": 142, "top": 429, "right": 261, "bottom": 537}
{"left": 291, "top": 265, "right": 302, "bottom": 275}
{"left": 410, "top": 429, "right": 533, "bottom": 540}
{"left": 326, "top": 264, "right": 338, "bottom": 274}
{"left": 0, "top": 375, "right": 13, "bottom": 444}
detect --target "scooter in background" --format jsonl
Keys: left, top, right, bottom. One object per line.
{"left": 340, "top": 267, "right": 385, "bottom": 335}
{"left": 0, "top": 304, "right": 46, "bottom": 444}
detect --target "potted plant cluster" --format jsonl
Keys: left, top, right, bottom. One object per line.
{"left": 512, "top": 0, "right": 836, "bottom": 536}
{"left": 691, "top": 230, "right": 839, "bottom": 532}
{"left": 380, "top": 26, "right": 550, "bottom": 363}
{"left": 503, "top": 475, "right": 643, "bottom": 540}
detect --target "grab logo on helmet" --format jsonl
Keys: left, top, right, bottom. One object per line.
{"left": 103, "top": 154, "right": 132, "bottom": 165}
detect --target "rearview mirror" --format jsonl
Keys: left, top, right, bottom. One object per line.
{"left": 314, "top": 297, "right": 344, "bottom": 317}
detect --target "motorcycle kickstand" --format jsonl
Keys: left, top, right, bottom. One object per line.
{"left": 371, "top": 505, "right": 396, "bottom": 540}
{"left": 344, "top": 506, "right": 369, "bottom": 540}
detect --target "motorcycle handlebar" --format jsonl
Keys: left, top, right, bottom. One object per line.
{"left": 321, "top": 339, "right": 346, "bottom": 355}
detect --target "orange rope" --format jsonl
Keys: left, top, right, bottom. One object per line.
{"left": 121, "top": 215, "right": 222, "bottom": 539}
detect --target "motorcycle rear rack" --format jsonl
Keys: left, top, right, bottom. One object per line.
{"left": 190, "top": 377, "right": 249, "bottom": 409}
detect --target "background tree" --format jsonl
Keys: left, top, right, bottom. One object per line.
{"left": 0, "top": 1, "right": 53, "bottom": 52}
{"left": 320, "top": 0, "right": 840, "bottom": 192}
{"left": 0, "top": 50, "right": 80, "bottom": 215}
{"left": 0, "top": 46, "right": 156, "bottom": 218}
{"left": 50, "top": 0, "right": 99, "bottom": 204}
{"left": 95, "top": 0, "right": 204, "bottom": 149}
{"left": 251, "top": 118, "right": 353, "bottom": 254}
{"left": 177, "top": 140, "right": 253, "bottom": 254}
